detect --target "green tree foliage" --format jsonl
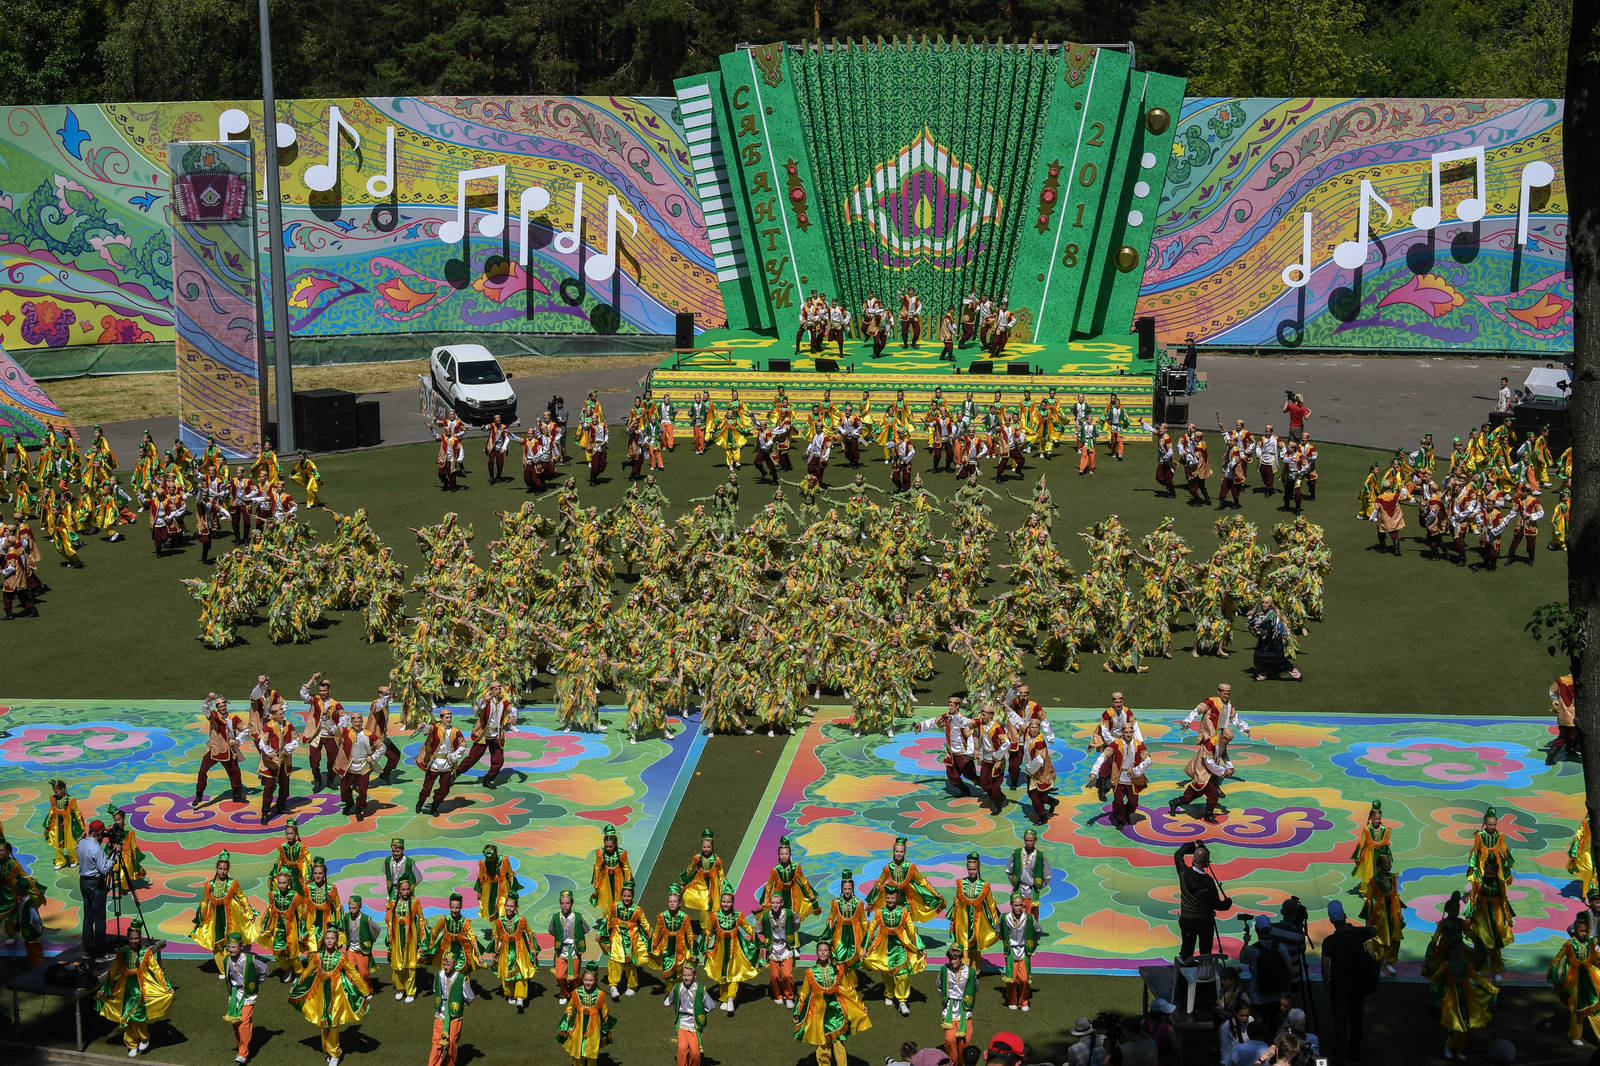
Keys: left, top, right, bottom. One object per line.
{"left": 0, "top": 0, "right": 1575, "bottom": 102}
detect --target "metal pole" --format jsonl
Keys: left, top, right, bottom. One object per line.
{"left": 258, "top": 0, "right": 295, "bottom": 452}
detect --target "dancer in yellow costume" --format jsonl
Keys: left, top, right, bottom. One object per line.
{"left": 1464, "top": 806, "right": 1515, "bottom": 980}
{"left": 556, "top": 961, "right": 615, "bottom": 1066}
{"left": 599, "top": 879, "right": 652, "bottom": 998}
{"left": 474, "top": 844, "right": 517, "bottom": 924}
{"left": 271, "top": 822, "right": 310, "bottom": 894}
{"left": 861, "top": 884, "right": 926, "bottom": 1016}
{"left": 302, "top": 857, "right": 342, "bottom": 948}
{"left": 793, "top": 940, "right": 871, "bottom": 1066}
{"left": 107, "top": 804, "right": 147, "bottom": 891}
{"left": 288, "top": 926, "right": 371, "bottom": 1066}
{"left": 291, "top": 451, "right": 322, "bottom": 507}
{"left": 866, "top": 836, "right": 947, "bottom": 924}
{"left": 1570, "top": 818, "right": 1596, "bottom": 900}
{"left": 1549, "top": 909, "right": 1600, "bottom": 1047}
{"left": 256, "top": 869, "right": 307, "bottom": 982}
{"left": 44, "top": 778, "right": 84, "bottom": 869}
{"left": 679, "top": 829, "right": 728, "bottom": 931}
{"left": 704, "top": 889, "right": 760, "bottom": 1012}
{"left": 1425, "top": 939, "right": 1497, "bottom": 1061}
{"left": 386, "top": 877, "right": 427, "bottom": 1002}
{"left": 479, "top": 895, "right": 538, "bottom": 1008}
{"left": 191, "top": 852, "right": 259, "bottom": 973}
{"left": 1361, "top": 851, "right": 1405, "bottom": 976}
{"left": 823, "top": 870, "right": 869, "bottom": 991}
{"left": 756, "top": 835, "right": 819, "bottom": 918}
{"left": 949, "top": 852, "right": 1001, "bottom": 969}
{"left": 95, "top": 920, "right": 175, "bottom": 1056}
{"left": 590, "top": 824, "right": 632, "bottom": 916}
{"left": 1350, "top": 799, "right": 1392, "bottom": 895}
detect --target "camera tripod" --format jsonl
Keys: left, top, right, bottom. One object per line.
{"left": 107, "top": 840, "right": 149, "bottom": 941}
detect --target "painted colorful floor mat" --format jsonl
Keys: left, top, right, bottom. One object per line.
{"left": 730, "top": 711, "right": 1584, "bottom": 980}
{"left": 0, "top": 701, "right": 705, "bottom": 958}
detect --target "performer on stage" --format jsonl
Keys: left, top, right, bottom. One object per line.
{"left": 664, "top": 959, "right": 717, "bottom": 1066}
{"left": 303, "top": 858, "right": 342, "bottom": 950}
{"left": 1153, "top": 423, "right": 1177, "bottom": 497}
{"left": 483, "top": 415, "right": 511, "bottom": 482}
{"left": 332, "top": 708, "right": 380, "bottom": 820}
{"left": 426, "top": 893, "right": 481, "bottom": 975}
{"left": 866, "top": 837, "right": 947, "bottom": 925}
{"left": 1425, "top": 939, "right": 1497, "bottom": 1061}
{"left": 299, "top": 673, "right": 345, "bottom": 793}
{"left": 548, "top": 889, "right": 590, "bottom": 1006}
{"left": 387, "top": 878, "right": 427, "bottom": 1002}
{"left": 903, "top": 290, "right": 923, "bottom": 348}
{"left": 1168, "top": 731, "right": 1234, "bottom": 823}
{"left": 222, "top": 932, "right": 267, "bottom": 1065}
{"left": 382, "top": 838, "right": 421, "bottom": 901}
{"left": 862, "top": 884, "right": 925, "bottom": 1016}
{"left": 257, "top": 869, "right": 307, "bottom": 983}
{"left": 828, "top": 300, "right": 850, "bottom": 358}
{"left": 1091, "top": 722, "right": 1152, "bottom": 828}
{"left": 949, "top": 853, "right": 1000, "bottom": 971}
{"left": 1350, "top": 800, "right": 1393, "bottom": 895}
{"left": 756, "top": 836, "right": 820, "bottom": 918}
{"left": 1020, "top": 720, "right": 1058, "bottom": 822}
{"left": 680, "top": 829, "right": 729, "bottom": 933}
{"left": 196, "top": 694, "right": 248, "bottom": 808}
{"left": 413, "top": 708, "right": 469, "bottom": 816}
{"left": 1183, "top": 683, "right": 1250, "bottom": 740}
{"left": 1001, "top": 892, "right": 1039, "bottom": 1012}
{"left": 95, "top": 920, "right": 175, "bottom": 1057}
{"left": 589, "top": 824, "right": 632, "bottom": 916}
{"left": 1569, "top": 818, "right": 1596, "bottom": 899}
{"left": 1547, "top": 909, "right": 1600, "bottom": 1048}
{"left": 457, "top": 680, "right": 517, "bottom": 788}
{"left": 44, "top": 778, "right": 85, "bottom": 869}
{"left": 1361, "top": 852, "right": 1405, "bottom": 977}
{"left": 556, "top": 961, "right": 616, "bottom": 1066}
{"left": 479, "top": 895, "right": 538, "bottom": 1008}
{"left": 1464, "top": 806, "right": 1515, "bottom": 981}
{"left": 428, "top": 951, "right": 474, "bottom": 1066}
{"left": 436, "top": 427, "right": 461, "bottom": 491}
{"left": 988, "top": 300, "right": 1015, "bottom": 357}
{"left": 793, "top": 940, "right": 871, "bottom": 1066}
{"left": 959, "top": 291, "right": 978, "bottom": 348}
{"left": 756, "top": 891, "right": 800, "bottom": 1007}
{"left": 599, "top": 879, "right": 652, "bottom": 1000}
{"left": 337, "top": 895, "right": 381, "bottom": 986}
{"left": 0, "top": 841, "right": 48, "bottom": 966}
{"left": 288, "top": 926, "right": 371, "bottom": 1066}
{"left": 588, "top": 419, "right": 610, "bottom": 487}
{"left": 653, "top": 884, "right": 701, "bottom": 985}
{"left": 193, "top": 852, "right": 259, "bottom": 973}
{"left": 471, "top": 844, "right": 516, "bottom": 926}
{"left": 918, "top": 696, "right": 979, "bottom": 796}
{"left": 939, "top": 307, "right": 956, "bottom": 361}
{"left": 704, "top": 889, "right": 760, "bottom": 1014}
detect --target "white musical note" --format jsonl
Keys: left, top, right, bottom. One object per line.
{"left": 516, "top": 184, "right": 553, "bottom": 266}
{"left": 366, "top": 126, "right": 397, "bottom": 199}
{"left": 1281, "top": 212, "right": 1313, "bottom": 289}
{"left": 552, "top": 181, "right": 586, "bottom": 256}
{"left": 304, "top": 106, "right": 361, "bottom": 192}
{"left": 1333, "top": 179, "right": 1394, "bottom": 270}
{"left": 1516, "top": 159, "right": 1555, "bottom": 246}
{"left": 439, "top": 165, "right": 507, "bottom": 245}
{"left": 219, "top": 109, "right": 250, "bottom": 142}
{"left": 1410, "top": 146, "right": 1486, "bottom": 231}
{"left": 584, "top": 195, "right": 639, "bottom": 283}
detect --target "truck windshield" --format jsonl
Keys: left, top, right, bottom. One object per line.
{"left": 457, "top": 361, "right": 506, "bottom": 385}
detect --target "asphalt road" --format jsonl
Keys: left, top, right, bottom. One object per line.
{"left": 78, "top": 351, "right": 1551, "bottom": 461}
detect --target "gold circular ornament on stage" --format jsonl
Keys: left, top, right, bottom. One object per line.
{"left": 1114, "top": 245, "right": 1140, "bottom": 272}
{"left": 1145, "top": 108, "right": 1171, "bottom": 134}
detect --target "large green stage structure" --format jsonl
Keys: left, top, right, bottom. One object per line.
{"left": 657, "top": 39, "right": 1184, "bottom": 422}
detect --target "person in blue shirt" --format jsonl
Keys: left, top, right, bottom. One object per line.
{"left": 76, "top": 818, "right": 115, "bottom": 959}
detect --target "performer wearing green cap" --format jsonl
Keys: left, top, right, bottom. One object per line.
{"left": 427, "top": 893, "right": 481, "bottom": 975}
{"left": 1350, "top": 800, "right": 1392, "bottom": 896}
{"left": 256, "top": 869, "right": 307, "bottom": 983}
{"left": 429, "top": 949, "right": 474, "bottom": 1066}
{"left": 288, "top": 925, "right": 371, "bottom": 1066}
{"left": 222, "top": 931, "right": 267, "bottom": 1064}
{"left": 1361, "top": 851, "right": 1405, "bottom": 977}
{"left": 704, "top": 889, "right": 760, "bottom": 1013}
{"left": 381, "top": 838, "right": 420, "bottom": 901}
{"left": 1001, "top": 891, "right": 1039, "bottom": 1011}
{"left": 664, "top": 957, "right": 717, "bottom": 1066}
{"left": 303, "top": 857, "right": 342, "bottom": 950}
{"left": 600, "top": 879, "right": 653, "bottom": 999}
{"left": 1464, "top": 806, "right": 1515, "bottom": 981}
{"left": 1006, "top": 829, "right": 1050, "bottom": 916}
{"left": 95, "top": 919, "right": 174, "bottom": 1056}
{"left": 192, "top": 852, "right": 259, "bottom": 975}
{"left": 1569, "top": 817, "right": 1596, "bottom": 901}
{"left": 479, "top": 895, "right": 538, "bottom": 1007}
{"left": 548, "top": 889, "right": 590, "bottom": 1004}
{"left": 793, "top": 939, "right": 871, "bottom": 1066}
{"left": 556, "top": 960, "right": 615, "bottom": 1066}
{"left": 590, "top": 824, "right": 632, "bottom": 916}
{"left": 823, "top": 870, "right": 869, "bottom": 992}
{"left": 1424, "top": 937, "right": 1497, "bottom": 1061}
{"left": 950, "top": 852, "right": 1000, "bottom": 971}
{"left": 0, "top": 839, "right": 47, "bottom": 967}
{"left": 271, "top": 822, "right": 310, "bottom": 895}
{"left": 385, "top": 878, "right": 426, "bottom": 1002}
{"left": 651, "top": 883, "right": 701, "bottom": 983}
{"left": 107, "top": 805, "right": 146, "bottom": 891}
{"left": 680, "top": 829, "right": 729, "bottom": 933}
{"left": 866, "top": 837, "right": 947, "bottom": 925}
{"left": 862, "top": 884, "right": 926, "bottom": 1016}
{"left": 1547, "top": 910, "right": 1600, "bottom": 1047}
{"left": 44, "top": 778, "right": 84, "bottom": 869}
{"left": 337, "top": 894, "right": 382, "bottom": 986}
{"left": 756, "top": 836, "right": 820, "bottom": 919}
{"left": 475, "top": 845, "right": 517, "bottom": 924}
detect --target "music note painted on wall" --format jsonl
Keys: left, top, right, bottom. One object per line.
{"left": 552, "top": 181, "right": 586, "bottom": 256}
{"left": 517, "top": 184, "right": 553, "bottom": 266}
{"left": 366, "top": 125, "right": 397, "bottom": 199}
{"left": 1281, "top": 212, "right": 1313, "bottom": 288}
{"left": 1332, "top": 179, "right": 1394, "bottom": 270}
{"left": 583, "top": 194, "right": 639, "bottom": 283}
{"left": 217, "top": 108, "right": 297, "bottom": 150}
{"left": 304, "top": 106, "right": 361, "bottom": 192}
{"left": 1516, "top": 160, "right": 1555, "bottom": 247}
{"left": 439, "top": 165, "right": 507, "bottom": 244}
{"left": 1410, "top": 146, "right": 1486, "bottom": 231}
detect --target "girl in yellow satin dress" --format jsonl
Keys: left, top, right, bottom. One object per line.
{"left": 679, "top": 829, "right": 728, "bottom": 930}
{"left": 556, "top": 961, "right": 615, "bottom": 1066}
{"left": 288, "top": 926, "right": 371, "bottom": 1066}
{"left": 949, "top": 853, "right": 1001, "bottom": 969}
{"left": 94, "top": 920, "right": 174, "bottom": 1055}
{"left": 1360, "top": 852, "right": 1405, "bottom": 976}
{"left": 793, "top": 940, "right": 871, "bottom": 1066}
{"left": 1570, "top": 819, "right": 1596, "bottom": 899}
{"left": 1349, "top": 800, "right": 1392, "bottom": 894}
{"left": 191, "top": 852, "right": 259, "bottom": 973}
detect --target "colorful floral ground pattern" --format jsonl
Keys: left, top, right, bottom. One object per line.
{"left": 730, "top": 711, "right": 1584, "bottom": 980}
{"left": 0, "top": 701, "right": 704, "bottom": 958}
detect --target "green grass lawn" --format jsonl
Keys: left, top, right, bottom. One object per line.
{"left": 1, "top": 438, "right": 1577, "bottom": 1066}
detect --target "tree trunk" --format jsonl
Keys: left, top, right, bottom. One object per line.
{"left": 1568, "top": 0, "right": 1600, "bottom": 876}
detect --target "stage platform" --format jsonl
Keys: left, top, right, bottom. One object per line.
{"left": 647, "top": 329, "right": 1160, "bottom": 434}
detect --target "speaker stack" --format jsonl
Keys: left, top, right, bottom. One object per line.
{"left": 1135, "top": 316, "right": 1157, "bottom": 360}
{"left": 1006, "top": 361, "right": 1031, "bottom": 375}
{"left": 675, "top": 312, "right": 695, "bottom": 349}
{"left": 293, "top": 388, "right": 359, "bottom": 452}
{"left": 769, "top": 357, "right": 792, "bottom": 373}
{"left": 968, "top": 359, "right": 994, "bottom": 375}
{"left": 1511, "top": 398, "right": 1571, "bottom": 454}
{"left": 356, "top": 401, "right": 382, "bottom": 447}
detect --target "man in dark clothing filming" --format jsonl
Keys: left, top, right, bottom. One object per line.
{"left": 1321, "top": 899, "right": 1378, "bottom": 1064}
{"left": 1174, "top": 841, "right": 1232, "bottom": 959}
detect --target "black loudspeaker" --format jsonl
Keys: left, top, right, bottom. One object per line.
{"left": 1136, "top": 316, "right": 1157, "bottom": 360}
{"left": 1511, "top": 399, "right": 1572, "bottom": 454}
{"left": 969, "top": 359, "right": 994, "bottom": 375}
{"left": 675, "top": 312, "right": 695, "bottom": 349}
{"left": 1164, "top": 399, "right": 1189, "bottom": 425}
{"left": 1006, "top": 361, "right": 1031, "bottom": 375}
{"left": 814, "top": 357, "right": 841, "bottom": 373}
{"left": 769, "top": 358, "right": 792, "bottom": 373}
{"left": 356, "top": 401, "right": 381, "bottom": 447}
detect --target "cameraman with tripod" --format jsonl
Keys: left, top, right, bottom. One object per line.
{"left": 76, "top": 819, "right": 114, "bottom": 960}
{"left": 1174, "top": 841, "right": 1233, "bottom": 959}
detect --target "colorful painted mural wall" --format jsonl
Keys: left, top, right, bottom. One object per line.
{"left": 0, "top": 97, "right": 716, "bottom": 372}
{"left": 1134, "top": 98, "right": 1568, "bottom": 352}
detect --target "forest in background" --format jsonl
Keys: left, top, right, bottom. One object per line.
{"left": 0, "top": 0, "right": 1573, "bottom": 106}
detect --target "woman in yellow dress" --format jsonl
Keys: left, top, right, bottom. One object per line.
{"left": 43, "top": 778, "right": 84, "bottom": 869}
{"left": 793, "top": 939, "right": 871, "bottom": 1066}
{"left": 94, "top": 920, "right": 174, "bottom": 1056}
{"left": 1464, "top": 806, "right": 1515, "bottom": 980}
{"left": 1360, "top": 852, "right": 1405, "bottom": 976}
{"left": 255, "top": 869, "right": 307, "bottom": 983}
{"left": 679, "top": 829, "right": 728, "bottom": 931}
{"left": 107, "top": 805, "right": 147, "bottom": 891}
{"left": 303, "top": 857, "right": 342, "bottom": 948}
{"left": 1548, "top": 909, "right": 1600, "bottom": 1047}
{"left": 556, "top": 961, "right": 615, "bottom": 1066}
{"left": 191, "top": 852, "right": 259, "bottom": 974}
{"left": 385, "top": 877, "right": 427, "bottom": 1002}
{"left": 703, "top": 889, "right": 760, "bottom": 1012}
{"left": 1569, "top": 818, "right": 1596, "bottom": 900}
{"left": 589, "top": 824, "right": 632, "bottom": 917}
{"left": 949, "top": 852, "right": 1001, "bottom": 970}
{"left": 1425, "top": 939, "right": 1497, "bottom": 1060}
{"left": 479, "top": 895, "right": 539, "bottom": 1007}
{"left": 757, "top": 836, "right": 819, "bottom": 919}
{"left": 475, "top": 844, "right": 517, "bottom": 924}
{"left": 1349, "top": 799, "right": 1392, "bottom": 894}
{"left": 287, "top": 926, "right": 371, "bottom": 1066}
{"left": 271, "top": 822, "right": 311, "bottom": 894}
{"left": 861, "top": 884, "right": 926, "bottom": 1015}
